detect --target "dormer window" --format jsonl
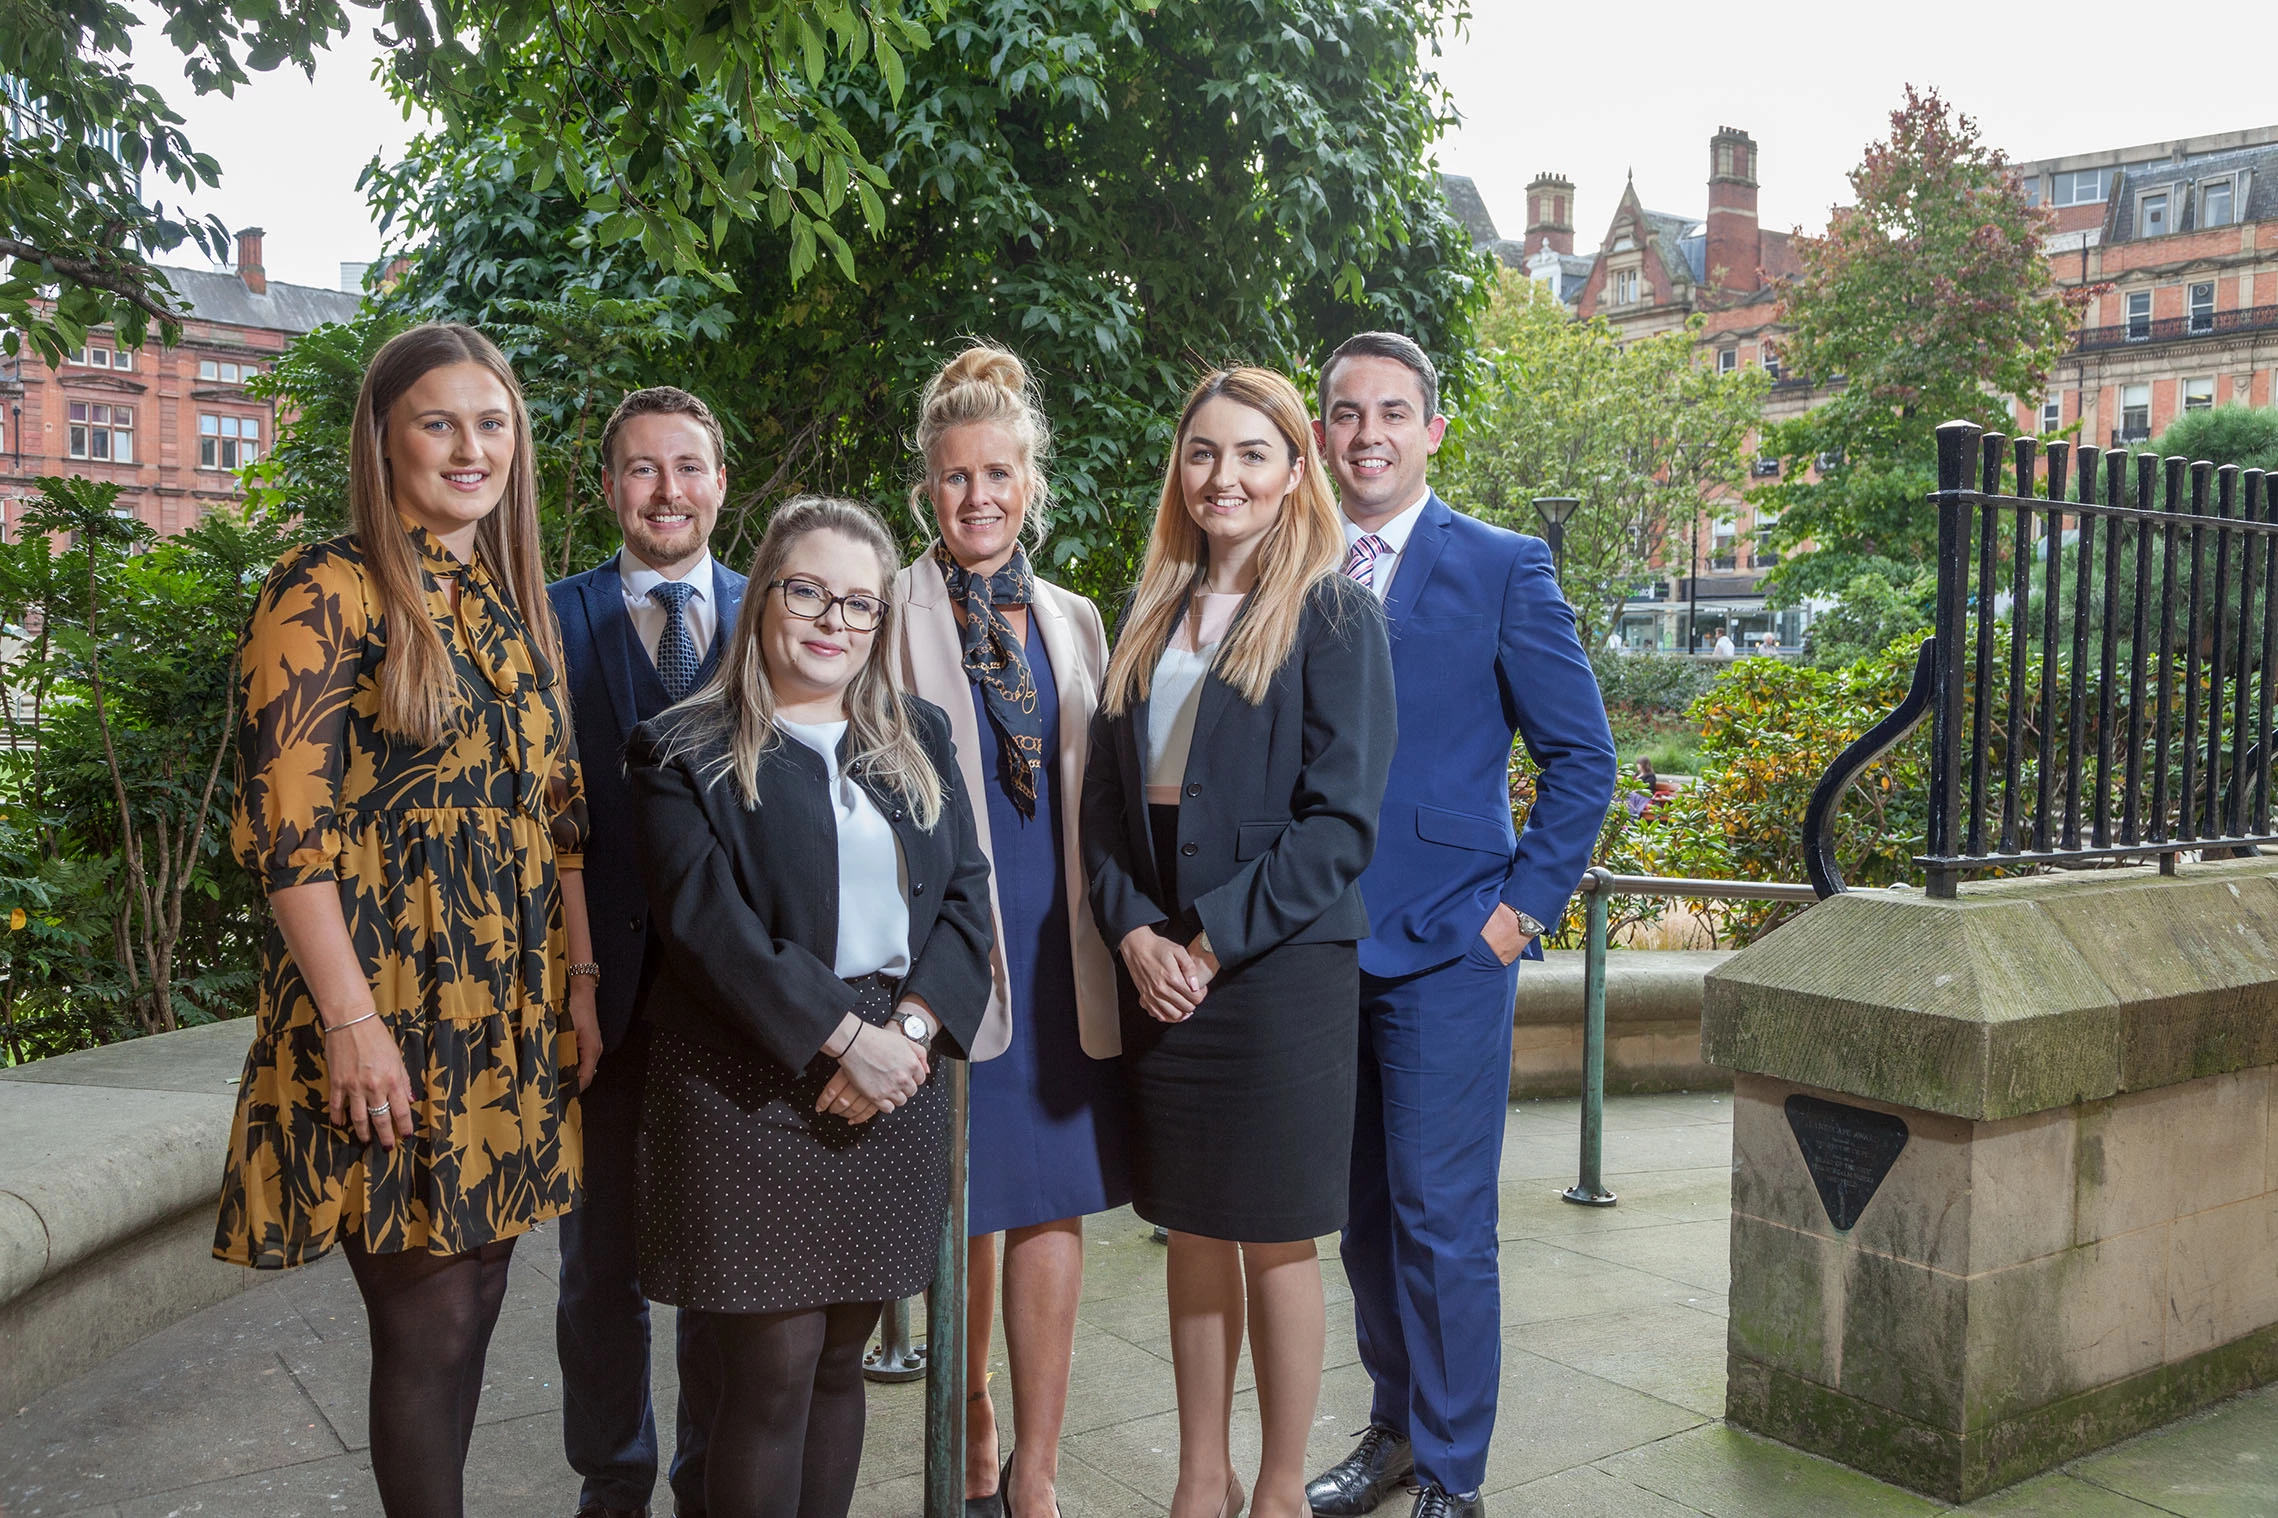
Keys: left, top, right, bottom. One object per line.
{"left": 1609, "top": 266, "right": 1642, "bottom": 306}
{"left": 2201, "top": 177, "right": 2236, "bottom": 229}
{"left": 2139, "top": 190, "right": 2170, "bottom": 237}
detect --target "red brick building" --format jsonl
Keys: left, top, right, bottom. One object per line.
{"left": 0, "top": 230, "right": 361, "bottom": 540}
{"left": 2009, "top": 126, "right": 2278, "bottom": 447}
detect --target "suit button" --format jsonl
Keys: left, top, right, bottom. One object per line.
{"left": 912, "top": 881, "right": 926, "bottom": 895}
{"left": 1185, "top": 783, "right": 1201, "bottom": 798}
{"left": 1181, "top": 842, "right": 1198, "bottom": 857}
{"left": 629, "top": 917, "right": 642, "bottom": 933}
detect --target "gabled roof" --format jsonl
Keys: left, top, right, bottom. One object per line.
{"left": 1642, "top": 211, "right": 1702, "bottom": 286}
{"left": 1439, "top": 173, "right": 1502, "bottom": 247}
{"left": 150, "top": 265, "right": 364, "bottom": 336}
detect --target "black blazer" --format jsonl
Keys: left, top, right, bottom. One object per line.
{"left": 1083, "top": 575, "right": 1396, "bottom": 971}
{"left": 625, "top": 696, "right": 994, "bottom": 1074}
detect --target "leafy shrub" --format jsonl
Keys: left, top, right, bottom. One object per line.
{"left": 1589, "top": 649, "right": 1719, "bottom": 716}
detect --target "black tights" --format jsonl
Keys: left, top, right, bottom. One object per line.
{"left": 701, "top": 1301, "right": 884, "bottom": 1518}
{"left": 342, "top": 1233, "right": 518, "bottom": 1518}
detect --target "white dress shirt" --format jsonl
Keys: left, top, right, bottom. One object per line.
{"left": 618, "top": 549, "right": 720, "bottom": 666}
{"left": 1339, "top": 491, "right": 1431, "bottom": 602}
{"left": 1146, "top": 592, "right": 1243, "bottom": 804}
{"left": 777, "top": 718, "right": 912, "bottom": 979}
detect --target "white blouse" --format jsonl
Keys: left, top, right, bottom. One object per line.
{"left": 777, "top": 718, "right": 911, "bottom": 978}
{"left": 1145, "top": 592, "right": 1244, "bottom": 804}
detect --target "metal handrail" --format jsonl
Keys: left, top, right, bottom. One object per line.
{"left": 1560, "top": 867, "right": 1817, "bottom": 1206}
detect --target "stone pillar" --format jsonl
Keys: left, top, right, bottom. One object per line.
{"left": 1703, "top": 859, "right": 2278, "bottom": 1502}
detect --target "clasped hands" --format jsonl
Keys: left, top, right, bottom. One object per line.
{"left": 815, "top": 1000, "right": 934, "bottom": 1124}
{"left": 1122, "top": 925, "right": 1220, "bottom": 1023}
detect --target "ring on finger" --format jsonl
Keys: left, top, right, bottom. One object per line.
{"left": 369, "top": 1101, "right": 392, "bottom": 1117}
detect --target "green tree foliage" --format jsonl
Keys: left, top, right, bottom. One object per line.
{"left": 0, "top": 479, "right": 296, "bottom": 1056}
{"left": 1758, "top": 86, "right": 2088, "bottom": 604}
{"left": 1802, "top": 571, "right": 1931, "bottom": 669}
{"left": 2151, "top": 405, "right": 2278, "bottom": 477}
{"left": 336, "top": 0, "right": 1489, "bottom": 606}
{"left": 1441, "top": 271, "right": 1765, "bottom": 644}
{"left": 6, "top": 0, "right": 928, "bottom": 361}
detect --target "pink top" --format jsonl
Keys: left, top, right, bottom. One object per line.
{"left": 1144, "top": 592, "right": 1245, "bottom": 804}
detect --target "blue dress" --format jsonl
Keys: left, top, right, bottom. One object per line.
{"left": 966, "top": 621, "right": 1132, "bottom": 1235}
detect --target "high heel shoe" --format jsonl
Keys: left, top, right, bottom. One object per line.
{"left": 1215, "top": 1476, "right": 1246, "bottom": 1518}
{"left": 1000, "top": 1448, "right": 1064, "bottom": 1518}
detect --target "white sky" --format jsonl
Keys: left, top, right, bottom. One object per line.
{"left": 138, "top": 1, "right": 2278, "bottom": 295}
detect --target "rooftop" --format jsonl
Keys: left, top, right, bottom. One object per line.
{"left": 150, "top": 265, "right": 364, "bottom": 336}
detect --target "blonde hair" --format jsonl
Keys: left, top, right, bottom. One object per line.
{"left": 349, "top": 322, "right": 560, "bottom": 747}
{"left": 1101, "top": 367, "right": 1346, "bottom": 715}
{"left": 671, "top": 495, "right": 945, "bottom": 827}
{"left": 909, "top": 339, "right": 1052, "bottom": 549}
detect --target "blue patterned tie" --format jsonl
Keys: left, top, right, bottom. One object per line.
{"left": 648, "top": 580, "right": 700, "bottom": 701}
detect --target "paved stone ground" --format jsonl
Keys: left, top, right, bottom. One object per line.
{"left": 4, "top": 1092, "right": 2274, "bottom": 1517}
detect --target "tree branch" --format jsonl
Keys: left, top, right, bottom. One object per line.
{"left": 0, "top": 239, "right": 181, "bottom": 327}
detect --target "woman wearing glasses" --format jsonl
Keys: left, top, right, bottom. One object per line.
{"left": 892, "top": 342, "right": 1128, "bottom": 1518}
{"left": 626, "top": 495, "right": 993, "bottom": 1518}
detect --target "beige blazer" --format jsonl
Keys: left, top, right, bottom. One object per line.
{"left": 893, "top": 551, "right": 1119, "bottom": 1061}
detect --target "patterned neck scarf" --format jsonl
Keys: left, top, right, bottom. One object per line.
{"left": 934, "top": 540, "right": 1044, "bottom": 819}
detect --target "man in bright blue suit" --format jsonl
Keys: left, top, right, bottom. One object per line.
{"left": 549, "top": 387, "right": 747, "bottom": 1518}
{"left": 1306, "top": 334, "right": 1616, "bottom": 1518}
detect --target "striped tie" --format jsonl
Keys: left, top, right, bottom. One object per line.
{"left": 1344, "top": 533, "right": 1390, "bottom": 589}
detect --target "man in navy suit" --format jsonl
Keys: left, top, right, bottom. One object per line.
{"left": 1305, "top": 335, "right": 1616, "bottom": 1518}
{"left": 550, "top": 387, "right": 747, "bottom": 1518}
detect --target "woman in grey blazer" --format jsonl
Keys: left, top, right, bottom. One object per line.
{"left": 892, "top": 342, "right": 1131, "bottom": 1518}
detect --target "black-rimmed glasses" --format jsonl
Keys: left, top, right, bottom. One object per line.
{"left": 767, "top": 577, "right": 887, "bottom": 632}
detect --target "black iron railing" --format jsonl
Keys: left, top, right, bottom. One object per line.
{"left": 2074, "top": 304, "right": 2278, "bottom": 350}
{"left": 1806, "top": 420, "right": 2278, "bottom": 899}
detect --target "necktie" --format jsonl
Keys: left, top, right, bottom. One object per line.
{"left": 648, "top": 579, "right": 700, "bottom": 701}
{"left": 1344, "top": 534, "right": 1390, "bottom": 590}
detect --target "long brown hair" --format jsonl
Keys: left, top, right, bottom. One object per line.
{"left": 668, "top": 495, "right": 945, "bottom": 826}
{"left": 348, "top": 322, "right": 559, "bottom": 746}
{"left": 1100, "top": 367, "right": 1345, "bottom": 714}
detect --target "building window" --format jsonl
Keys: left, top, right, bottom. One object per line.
{"left": 197, "top": 359, "right": 259, "bottom": 384}
{"left": 2139, "top": 190, "right": 2170, "bottom": 237}
{"left": 1752, "top": 456, "right": 1781, "bottom": 478}
{"left": 2201, "top": 178, "right": 2235, "bottom": 229}
{"left": 1752, "top": 525, "right": 1783, "bottom": 566}
{"left": 2184, "top": 377, "right": 2215, "bottom": 412}
{"left": 1717, "top": 348, "right": 1738, "bottom": 374}
{"left": 1609, "top": 266, "right": 1641, "bottom": 306}
{"left": 2126, "top": 290, "right": 2152, "bottom": 341}
{"left": 2041, "top": 395, "right": 2062, "bottom": 433}
{"left": 1709, "top": 524, "right": 1738, "bottom": 573}
{"left": 1761, "top": 344, "right": 1782, "bottom": 380}
{"left": 2023, "top": 175, "right": 2043, "bottom": 206}
{"left": 2121, "top": 384, "right": 2151, "bottom": 441}
{"left": 64, "top": 345, "right": 128, "bottom": 370}
{"left": 2189, "top": 282, "right": 2215, "bottom": 336}
{"left": 67, "top": 402, "right": 133, "bottom": 463}
{"left": 2050, "top": 167, "right": 2108, "bottom": 206}
{"left": 199, "top": 413, "right": 260, "bottom": 469}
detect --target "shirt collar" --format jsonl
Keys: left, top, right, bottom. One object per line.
{"left": 619, "top": 548, "right": 715, "bottom": 602}
{"left": 1341, "top": 489, "right": 1431, "bottom": 553}
{"left": 399, "top": 515, "right": 486, "bottom": 583}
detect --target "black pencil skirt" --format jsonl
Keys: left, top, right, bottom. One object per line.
{"left": 1120, "top": 805, "right": 1359, "bottom": 1243}
{"left": 636, "top": 973, "right": 949, "bottom": 1314}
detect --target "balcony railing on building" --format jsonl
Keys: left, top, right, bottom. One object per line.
{"left": 1806, "top": 421, "right": 2278, "bottom": 899}
{"left": 2074, "top": 303, "right": 2278, "bottom": 351}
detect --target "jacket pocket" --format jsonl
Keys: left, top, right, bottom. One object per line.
{"left": 1236, "top": 821, "right": 1286, "bottom": 859}
{"left": 1414, "top": 803, "right": 1512, "bottom": 856}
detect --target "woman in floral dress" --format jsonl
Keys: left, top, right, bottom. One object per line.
{"left": 212, "top": 323, "right": 599, "bottom": 1517}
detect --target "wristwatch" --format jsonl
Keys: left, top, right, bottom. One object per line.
{"left": 1514, "top": 911, "right": 1547, "bottom": 939}
{"left": 895, "top": 1009, "right": 933, "bottom": 1045}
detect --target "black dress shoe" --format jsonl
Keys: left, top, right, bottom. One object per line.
{"left": 999, "top": 1447, "right": 1063, "bottom": 1517}
{"left": 1408, "top": 1484, "right": 1484, "bottom": 1518}
{"left": 965, "top": 1487, "right": 1005, "bottom": 1518}
{"left": 1305, "top": 1423, "right": 1414, "bottom": 1515}
{"left": 572, "top": 1505, "right": 649, "bottom": 1518}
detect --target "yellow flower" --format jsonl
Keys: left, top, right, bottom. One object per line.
{"left": 9, "top": 908, "right": 24, "bottom": 930}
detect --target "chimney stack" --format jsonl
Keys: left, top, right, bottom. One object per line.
{"left": 1704, "top": 128, "right": 1760, "bottom": 294}
{"left": 235, "top": 227, "right": 267, "bottom": 295}
{"left": 1524, "top": 173, "right": 1575, "bottom": 257}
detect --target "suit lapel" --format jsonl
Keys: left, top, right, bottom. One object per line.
{"left": 1382, "top": 494, "right": 1455, "bottom": 626}
{"left": 581, "top": 553, "right": 640, "bottom": 739}
{"left": 708, "top": 563, "right": 746, "bottom": 667}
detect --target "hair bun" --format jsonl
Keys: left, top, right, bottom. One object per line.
{"left": 938, "top": 342, "right": 1028, "bottom": 398}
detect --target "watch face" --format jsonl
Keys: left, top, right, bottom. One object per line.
{"left": 899, "top": 1012, "right": 929, "bottom": 1042}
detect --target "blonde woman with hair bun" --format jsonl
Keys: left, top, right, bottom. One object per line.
{"left": 1083, "top": 366, "right": 1395, "bottom": 1518}
{"left": 892, "top": 340, "right": 1131, "bottom": 1517}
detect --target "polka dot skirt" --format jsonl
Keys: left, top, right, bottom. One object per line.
{"left": 635, "top": 973, "right": 950, "bottom": 1314}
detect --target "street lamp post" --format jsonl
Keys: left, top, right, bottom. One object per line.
{"left": 1531, "top": 495, "right": 1580, "bottom": 592}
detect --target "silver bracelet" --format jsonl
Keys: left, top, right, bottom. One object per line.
{"left": 322, "top": 1010, "right": 380, "bottom": 1036}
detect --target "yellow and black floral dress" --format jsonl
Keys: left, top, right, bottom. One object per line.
{"left": 214, "top": 520, "right": 587, "bottom": 1269}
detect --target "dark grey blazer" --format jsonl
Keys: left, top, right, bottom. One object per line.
{"left": 1082, "top": 575, "right": 1397, "bottom": 971}
{"left": 625, "top": 697, "right": 994, "bottom": 1073}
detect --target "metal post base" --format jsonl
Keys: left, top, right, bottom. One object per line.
{"left": 864, "top": 1296, "right": 928, "bottom": 1383}
{"left": 1561, "top": 1184, "right": 1619, "bottom": 1207}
